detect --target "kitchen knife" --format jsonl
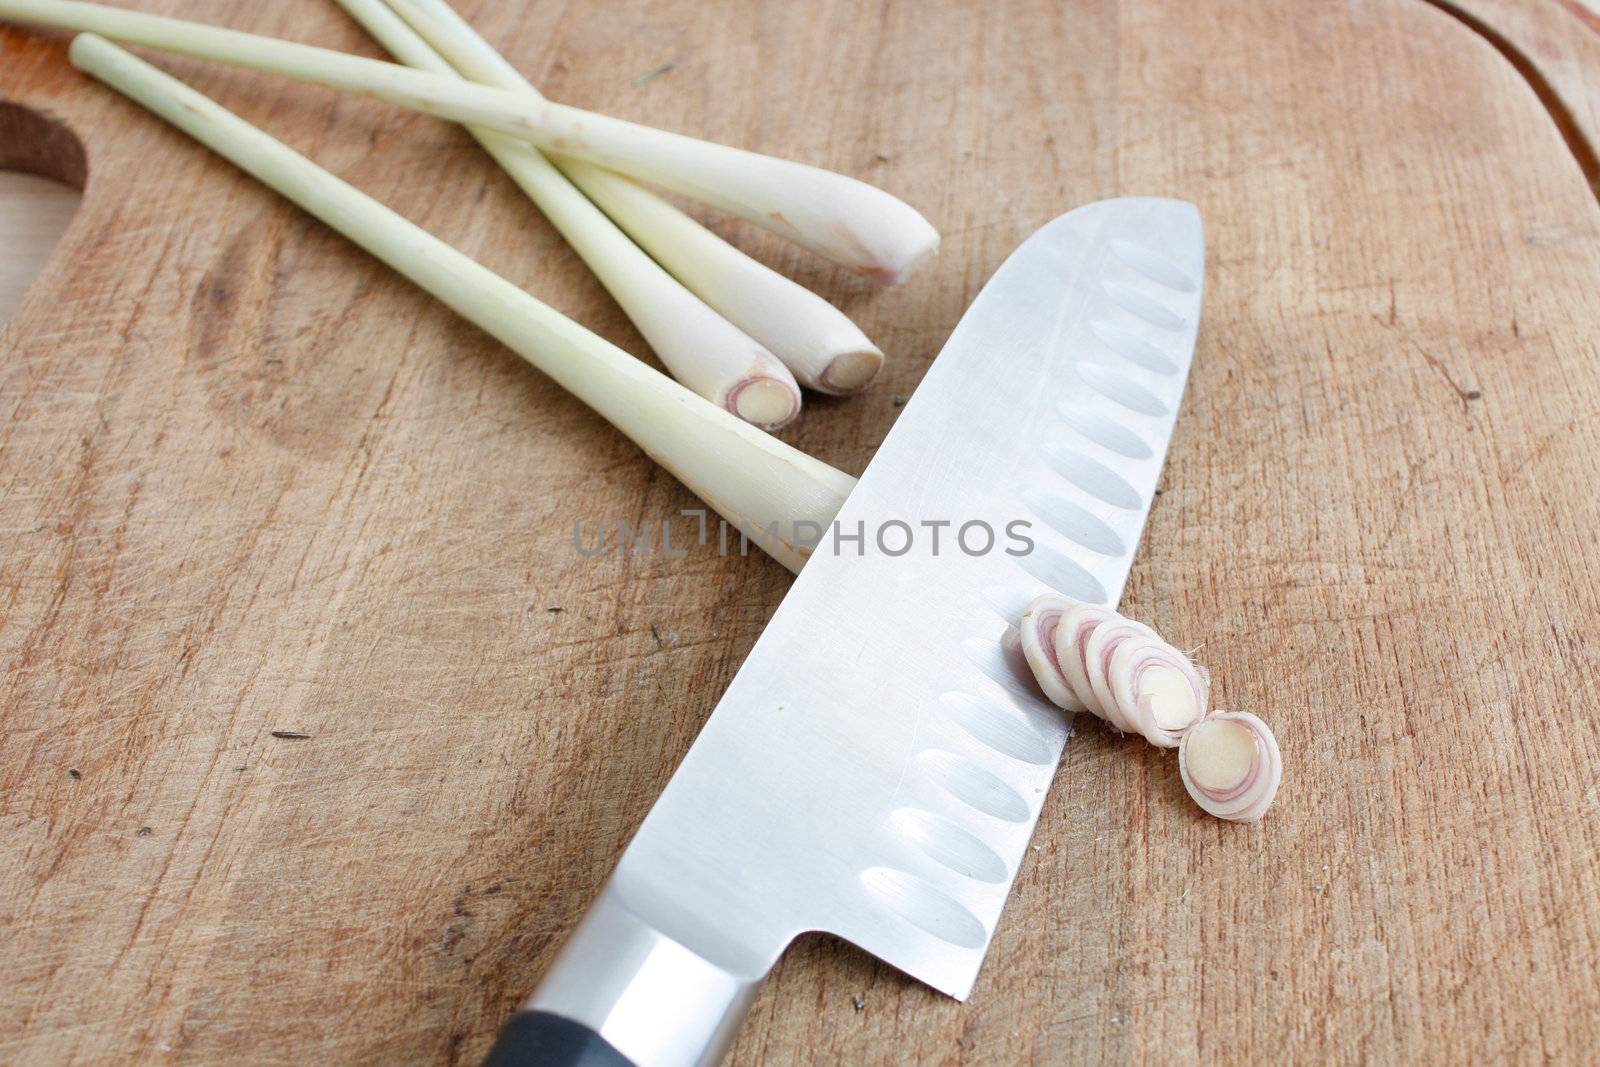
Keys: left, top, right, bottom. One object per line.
{"left": 484, "top": 197, "right": 1205, "bottom": 1067}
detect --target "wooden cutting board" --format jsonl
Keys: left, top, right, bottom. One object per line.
{"left": 0, "top": 172, "right": 79, "bottom": 323}
{"left": 4, "top": 1, "right": 1600, "bottom": 1063}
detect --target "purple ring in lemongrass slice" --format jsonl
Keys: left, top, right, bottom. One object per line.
{"left": 1051, "top": 604, "right": 1122, "bottom": 723}
{"left": 1082, "top": 617, "right": 1163, "bottom": 734}
{"left": 1017, "top": 594, "right": 1088, "bottom": 711}
{"left": 1178, "top": 711, "right": 1282, "bottom": 822}
{"left": 1107, "top": 638, "right": 1209, "bottom": 747}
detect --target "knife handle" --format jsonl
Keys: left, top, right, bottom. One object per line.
{"left": 480, "top": 1011, "right": 634, "bottom": 1067}
{"left": 482, "top": 882, "right": 764, "bottom": 1067}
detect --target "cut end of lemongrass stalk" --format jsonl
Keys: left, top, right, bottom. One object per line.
{"left": 725, "top": 375, "right": 800, "bottom": 431}
{"left": 858, "top": 229, "right": 939, "bottom": 286}
{"left": 1179, "top": 711, "right": 1282, "bottom": 823}
{"left": 817, "top": 346, "right": 885, "bottom": 394}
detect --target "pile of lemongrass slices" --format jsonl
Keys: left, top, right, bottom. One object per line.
{"left": 0, "top": 0, "right": 938, "bottom": 433}
{"left": 1012, "top": 594, "right": 1283, "bottom": 822}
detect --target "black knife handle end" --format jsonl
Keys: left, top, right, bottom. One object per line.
{"left": 481, "top": 1010, "right": 636, "bottom": 1067}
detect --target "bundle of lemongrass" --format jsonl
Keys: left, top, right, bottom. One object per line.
{"left": 1011, "top": 594, "right": 1283, "bottom": 822}
{"left": 0, "top": 0, "right": 937, "bottom": 437}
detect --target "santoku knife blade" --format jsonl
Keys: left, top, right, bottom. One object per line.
{"left": 484, "top": 197, "right": 1205, "bottom": 1067}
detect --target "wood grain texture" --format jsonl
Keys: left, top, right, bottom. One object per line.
{"left": 3, "top": 1, "right": 1600, "bottom": 1063}
{"left": 0, "top": 171, "right": 81, "bottom": 323}
{"left": 1442, "top": 0, "right": 1600, "bottom": 193}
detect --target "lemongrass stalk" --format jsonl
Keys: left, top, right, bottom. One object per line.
{"left": 0, "top": 0, "right": 939, "bottom": 282}
{"left": 382, "top": 0, "right": 884, "bottom": 393}
{"left": 1179, "top": 711, "right": 1282, "bottom": 822}
{"left": 562, "top": 165, "right": 884, "bottom": 392}
{"left": 65, "top": 35, "right": 852, "bottom": 570}
{"left": 1083, "top": 617, "right": 1166, "bottom": 735}
{"left": 323, "top": 0, "right": 798, "bottom": 429}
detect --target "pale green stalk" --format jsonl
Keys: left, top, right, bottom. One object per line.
{"left": 383, "top": 0, "right": 885, "bottom": 393}
{"left": 0, "top": 0, "right": 940, "bottom": 282}
{"left": 65, "top": 34, "right": 853, "bottom": 570}
{"left": 326, "top": 0, "right": 799, "bottom": 429}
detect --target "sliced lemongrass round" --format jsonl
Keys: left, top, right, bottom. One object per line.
{"left": 1107, "top": 638, "right": 1208, "bottom": 747}
{"left": 816, "top": 347, "right": 884, "bottom": 394}
{"left": 1000, "top": 623, "right": 1021, "bottom": 656}
{"left": 1178, "top": 711, "right": 1281, "bottom": 822}
{"left": 1017, "top": 594, "right": 1088, "bottom": 712}
{"left": 1083, "top": 617, "right": 1163, "bottom": 734}
{"left": 725, "top": 375, "right": 799, "bottom": 429}
{"left": 999, "top": 624, "right": 1049, "bottom": 702}
{"left": 1052, "top": 604, "right": 1120, "bottom": 722}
